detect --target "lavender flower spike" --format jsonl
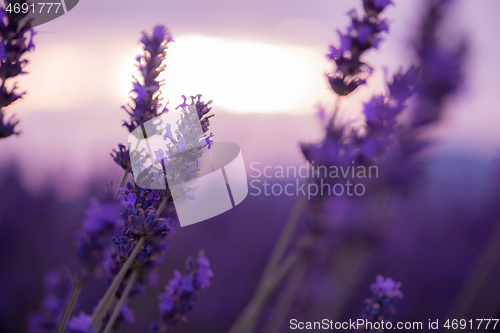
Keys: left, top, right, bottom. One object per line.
{"left": 325, "top": 0, "right": 389, "bottom": 96}
{"left": 122, "top": 25, "right": 173, "bottom": 133}
{"left": 67, "top": 312, "right": 96, "bottom": 333}
{"left": 152, "top": 250, "right": 214, "bottom": 332}
{"left": 75, "top": 195, "right": 122, "bottom": 278}
{"left": 0, "top": 1, "right": 36, "bottom": 138}
{"left": 110, "top": 144, "right": 131, "bottom": 171}
{"left": 28, "top": 269, "right": 72, "bottom": 333}
{"left": 357, "top": 275, "right": 403, "bottom": 332}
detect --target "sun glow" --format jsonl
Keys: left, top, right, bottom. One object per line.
{"left": 119, "top": 36, "right": 326, "bottom": 114}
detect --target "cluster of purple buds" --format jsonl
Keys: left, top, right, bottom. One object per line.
{"left": 357, "top": 275, "right": 403, "bottom": 332}
{"left": 114, "top": 182, "right": 170, "bottom": 263}
{"left": 28, "top": 270, "right": 72, "bottom": 333}
{"left": 99, "top": 183, "right": 171, "bottom": 294}
{"left": 150, "top": 251, "right": 214, "bottom": 332}
{"left": 110, "top": 144, "right": 131, "bottom": 171}
{"left": 190, "top": 94, "right": 214, "bottom": 134}
{"left": 326, "top": 0, "right": 391, "bottom": 96}
{"left": 117, "top": 181, "right": 161, "bottom": 212}
{"left": 174, "top": 94, "right": 214, "bottom": 146}
{"left": 151, "top": 95, "right": 214, "bottom": 202}
{"left": 122, "top": 25, "right": 173, "bottom": 133}
{"left": 66, "top": 312, "right": 95, "bottom": 333}
{"left": 0, "top": 1, "right": 35, "bottom": 138}
{"left": 75, "top": 195, "right": 122, "bottom": 277}
{"left": 92, "top": 300, "right": 135, "bottom": 332}
{"left": 412, "top": 0, "right": 467, "bottom": 127}
{"left": 354, "top": 66, "right": 419, "bottom": 163}
{"left": 301, "top": 67, "right": 418, "bottom": 177}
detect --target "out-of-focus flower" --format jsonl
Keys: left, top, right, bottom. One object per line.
{"left": 75, "top": 196, "right": 122, "bottom": 277}
{"left": 154, "top": 251, "right": 214, "bottom": 331}
{"left": 0, "top": 2, "right": 35, "bottom": 138}
{"left": 28, "top": 269, "right": 72, "bottom": 333}
{"left": 99, "top": 301, "right": 135, "bottom": 331}
{"left": 412, "top": 0, "right": 467, "bottom": 127}
{"left": 357, "top": 275, "right": 403, "bottom": 332}
{"left": 363, "top": 0, "right": 393, "bottom": 18}
{"left": 122, "top": 25, "right": 173, "bottom": 133}
{"left": 67, "top": 312, "right": 96, "bottom": 333}
{"left": 327, "top": 73, "right": 366, "bottom": 96}
{"left": 325, "top": 2, "right": 390, "bottom": 96}
{"left": 302, "top": 66, "right": 418, "bottom": 171}
{"left": 111, "top": 144, "right": 131, "bottom": 171}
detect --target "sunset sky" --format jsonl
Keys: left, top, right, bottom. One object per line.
{"left": 1, "top": 0, "right": 500, "bottom": 197}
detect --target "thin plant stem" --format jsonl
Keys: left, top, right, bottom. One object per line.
{"left": 227, "top": 197, "right": 305, "bottom": 333}
{"left": 257, "top": 194, "right": 307, "bottom": 294}
{"left": 56, "top": 282, "right": 82, "bottom": 333}
{"left": 241, "top": 234, "right": 314, "bottom": 333}
{"left": 328, "top": 96, "right": 343, "bottom": 128}
{"left": 91, "top": 237, "right": 145, "bottom": 329}
{"left": 114, "top": 167, "right": 130, "bottom": 199}
{"left": 233, "top": 252, "right": 301, "bottom": 333}
{"left": 230, "top": 97, "right": 343, "bottom": 333}
{"left": 230, "top": 234, "right": 314, "bottom": 333}
{"left": 157, "top": 196, "right": 168, "bottom": 215}
{"left": 445, "top": 221, "right": 500, "bottom": 330}
{"left": 262, "top": 261, "right": 308, "bottom": 333}
{"left": 102, "top": 269, "right": 139, "bottom": 333}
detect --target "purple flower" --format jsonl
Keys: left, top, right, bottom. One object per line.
{"left": 155, "top": 251, "right": 213, "bottom": 331}
{"left": 327, "top": 73, "right": 366, "bottom": 96}
{"left": 0, "top": 2, "right": 35, "bottom": 138}
{"left": 357, "top": 275, "right": 403, "bottom": 332}
{"left": 363, "top": 0, "right": 393, "bottom": 17}
{"left": 0, "top": 112, "right": 20, "bottom": 138}
{"left": 412, "top": 0, "right": 467, "bottom": 128}
{"left": 205, "top": 133, "right": 214, "bottom": 149}
{"left": 123, "top": 206, "right": 169, "bottom": 243}
{"left": 370, "top": 275, "right": 403, "bottom": 299}
{"left": 117, "top": 181, "right": 161, "bottom": 212}
{"left": 75, "top": 196, "right": 122, "bottom": 276}
{"left": 123, "top": 25, "right": 173, "bottom": 133}
{"left": 67, "top": 312, "right": 96, "bottom": 333}
{"left": 118, "top": 191, "right": 138, "bottom": 209}
{"left": 28, "top": 269, "right": 72, "bottom": 333}
{"left": 110, "top": 144, "right": 131, "bottom": 171}
{"left": 325, "top": 2, "right": 390, "bottom": 96}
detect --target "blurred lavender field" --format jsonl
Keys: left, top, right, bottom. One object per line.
{"left": 1, "top": 151, "right": 498, "bottom": 332}
{"left": 1, "top": 0, "right": 500, "bottom": 332}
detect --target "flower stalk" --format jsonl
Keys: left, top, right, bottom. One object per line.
{"left": 91, "top": 236, "right": 145, "bottom": 329}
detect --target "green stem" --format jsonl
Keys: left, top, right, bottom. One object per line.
{"left": 114, "top": 167, "right": 130, "bottom": 199}
{"left": 240, "top": 234, "right": 314, "bottom": 333}
{"left": 329, "top": 95, "right": 342, "bottom": 127}
{"left": 258, "top": 195, "right": 306, "bottom": 293}
{"left": 446, "top": 221, "right": 500, "bottom": 330}
{"left": 56, "top": 282, "right": 82, "bottom": 333}
{"left": 227, "top": 196, "right": 306, "bottom": 333}
{"left": 91, "top": 237, "right": 145, "bottom": 329}
{"left": 102, "top": 269, "right": 139, "bottom": 333}
{"left": 262, "top": 261, "right": 307, "bottom": 333}
{"left": 157, "top": 196, "right": 168, "bottom": 215}
{"left": 233, "top": 252, "right": 301, "bottom": 333}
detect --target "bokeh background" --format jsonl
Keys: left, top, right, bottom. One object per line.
{"left": 1, "top": 0, "right": 500, "bottom": 332}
